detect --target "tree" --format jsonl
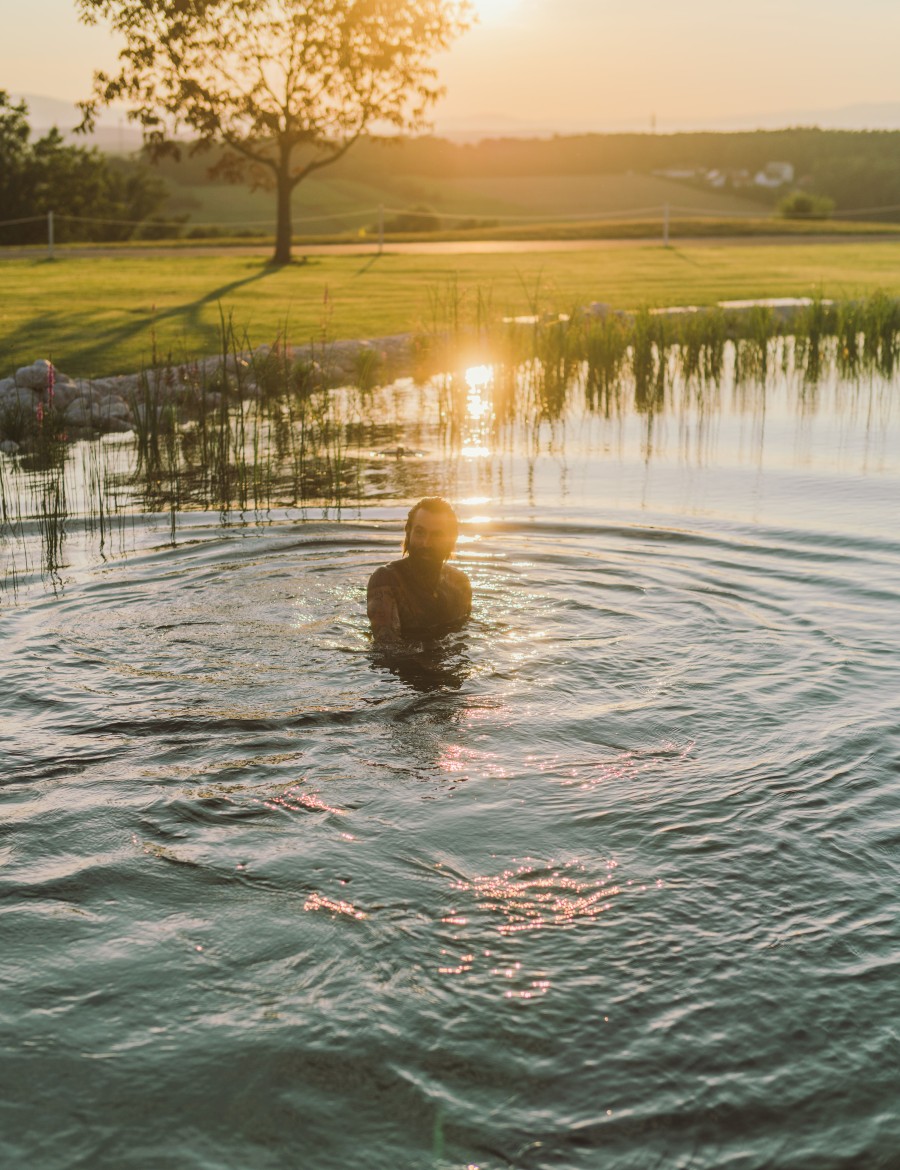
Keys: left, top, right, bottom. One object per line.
{"left": 76, "top": 0, "right": 471, "bottom": 263}
{"left": 0, "top": 92, "right": 171, "bottom": 245}
{"left": 0, "top": 94, "right": 33, "bottom": 230}
{"left": 777, "top": 190, "right": 835, "bottom": 220}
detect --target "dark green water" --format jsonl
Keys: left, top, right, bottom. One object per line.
{"left": 2, "top": 361, "right": 899, "bottom": 1168}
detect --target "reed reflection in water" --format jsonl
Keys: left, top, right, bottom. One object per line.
{"left": 0, "top": 324, "right": 897, "bottom": 586}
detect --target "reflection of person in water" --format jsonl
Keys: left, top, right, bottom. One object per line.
{"left": 367, "top": 497, "right": 471, "bottom": 644}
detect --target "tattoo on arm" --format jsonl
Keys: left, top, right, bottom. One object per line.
{"left": 367, "top": 585, "right": 401, "bottom": 642}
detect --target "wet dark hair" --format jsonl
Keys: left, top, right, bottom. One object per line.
{"left": 403, "top": 497, "right": 459, "bottom": 554}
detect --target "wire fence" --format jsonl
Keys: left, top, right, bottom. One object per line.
{"left": 2, "top": 199, "right": 900, "bottom": 254}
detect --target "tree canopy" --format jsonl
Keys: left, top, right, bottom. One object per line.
{"left": 77, "top": 0, "right": 471, "bottom": 261}
{"left": 0, "top": 92, "right": 170, "bottom": 246}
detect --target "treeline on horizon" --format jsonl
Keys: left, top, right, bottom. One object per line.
{"left": 363, "top": 129, "right": 900, "bottom": 213}
{"left": 4, "top": 93, "right": 900, "bottom": 245}
{"left": 156, "top": 127, "right": 900, "bottom": 216}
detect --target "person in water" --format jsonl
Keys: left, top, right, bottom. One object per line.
{"left": 367, "top": 497, "right": 471, "bottom": 643}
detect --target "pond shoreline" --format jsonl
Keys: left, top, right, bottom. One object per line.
{"left": 0, "top": 295, "right": 888, "bottom": 454}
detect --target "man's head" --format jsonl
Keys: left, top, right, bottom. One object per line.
{"left": 403, "top": 497, "right": 459, "bottom": 567}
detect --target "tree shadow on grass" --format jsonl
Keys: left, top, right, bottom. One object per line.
{"left": 667, "top": 246, "right": 706, "bottom": 269}
{"left": 1, "top": 263, "right": 283, "bottom": 377}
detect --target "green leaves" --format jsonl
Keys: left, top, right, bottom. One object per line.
{"left": 76, "top": 0, "right": 471, "bottom": 260}
{"left": 0, "top": 94, "right": 172, "bottom": 245}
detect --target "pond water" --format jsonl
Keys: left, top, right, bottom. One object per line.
{"left": 2, "top": 355, "right": 899, "bottom": 1169}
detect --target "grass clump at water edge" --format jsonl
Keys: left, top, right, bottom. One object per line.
{"left": 0, "top": 289, "right": 898, "bottom": 591}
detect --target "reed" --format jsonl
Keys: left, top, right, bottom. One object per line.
{"left": 1, "top": 291, "right": 898, "bottom": 592}
{"left": 583, "top": 312, "right": 630, "bottom": 417}
{"left": 861, "top": 291, "right": 900, "bottom": 376}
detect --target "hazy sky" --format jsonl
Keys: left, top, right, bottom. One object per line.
{"left": 2, "top": 0, "right": 899, "bottom": 130}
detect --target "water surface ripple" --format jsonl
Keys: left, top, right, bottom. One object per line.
{"left": 2, "top": 505, "right": 899, "bottom": 1169}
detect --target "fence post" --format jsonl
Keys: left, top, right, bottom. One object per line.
{"left": 662, "top": 203, "right": 670, "bottom": 247}
{"left": 378, "top": 204, "right": 384, "bottom": 255}
{"left": 48, "top": 210, "right": 55, "bottom": 260}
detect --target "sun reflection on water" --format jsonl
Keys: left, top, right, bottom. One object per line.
{"left": 304, "top": 892, "right": 368, "bottom": 921}
{"left": 460, "top": 364, "right": 496, "bottom": 459}
{"left": 435, "top": 859, "right": 643, "bottom": 999}
{"left": 456, "top": 860, "right": 622, "bottom": 936}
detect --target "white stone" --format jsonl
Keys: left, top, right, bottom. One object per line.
{"left": 0, "top": 439, "right": 19, "bottom": 454}
{"left": 85, "top": 378, "right": 117, "bottom": 398}
{"left": 0, "top": 378, "right": 14, "bottom": 395}
{"left": 15, "top": 359, "right": 55, "bottom": 391}
{"left": 95, "top": 396, "right": 132, "bottom": 422}
{"left": 101, "top": 417, "right": 133, "bottom": 434}
{"left": 64, "top": 398, "right": 94, "bottom": 427}
{"left": 1, "top": 386, "right": 39, "bottom": 412}
{"left": 49, "top": 380, "right": 82, "bottom": 409}
{"left": 62, "top": 393, "right": 133, "bottom": 429}
{"left": 112, "top": 374, "right": 141, "bottom": 396}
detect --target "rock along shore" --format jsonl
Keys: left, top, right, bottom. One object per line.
{"left": 0, "top": 298, "right": 830, "bottom": 455}
{"left": 0, "top": 335, "right": 414, "bottom": 454}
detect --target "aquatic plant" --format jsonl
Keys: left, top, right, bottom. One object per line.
{"left": 862, "top": 290, "right": 900, "bottom": 376}
{"left": 2, "top": 290, "right": 899, "bottom": 593}
{"left": 583, "top": 312, "right": 629, "bottom": 416}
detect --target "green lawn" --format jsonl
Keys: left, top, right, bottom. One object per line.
{"left": 2, "top": 239, "right": 899, "bottom": 377}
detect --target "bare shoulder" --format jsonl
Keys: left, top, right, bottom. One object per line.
{"left": 367, "top": 562, "right": 403, "bottom": 641}
{"left": 443, "top": 563, "right": 471, "bottom": 590}
{"left": 443, "top": 564, "right": 472, "bottom": 615}
{"left": 367, "top": 562, "right": 400, "bottom": 593}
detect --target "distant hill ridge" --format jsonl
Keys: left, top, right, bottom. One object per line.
{"left": 13, "top": 94, "right": 900, "bottom": 222}
{"left": 17, "top": 92, "right": 900, "bottom": 140}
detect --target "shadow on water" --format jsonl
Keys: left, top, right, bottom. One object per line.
{"left": 368, "top": 632, "right": 472, "bottom": 695}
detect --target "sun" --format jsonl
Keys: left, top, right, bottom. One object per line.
{"left": 470, "top": 0, "right": 519, "bottom": 25}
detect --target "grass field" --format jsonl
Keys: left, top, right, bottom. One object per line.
{"left": 2, "top": 238, "right": 900, "bottom": 377}
{"left": 165, "top": 169, "right": 767, "bottom": 233}
{"left": 433, "top": 172, "right": 765, "bottom": 218}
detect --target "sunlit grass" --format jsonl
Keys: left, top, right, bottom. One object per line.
{"left": 3, "top": 240, "right": 900, "bottom": 377}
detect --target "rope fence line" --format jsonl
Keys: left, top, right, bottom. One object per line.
{"left": 0, "top": 204, "right": 667, "bottom": 231}
{"left": 2, "top": 199, "right": 899, "bottom": 254}
{"left": 0, "top": 214, "right": 49, "bottom": 228}
{"left": 830, "top": 203, "right": 900, "bottom": 218}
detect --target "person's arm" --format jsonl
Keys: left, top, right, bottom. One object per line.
{"left": 367, "top": 570, "right": 402, "bottom": 643}
{"left": 460, "top": 572, "right": 472, "bottom": 618}
{"left": 446, "top": 565, "right": 472, "bottom": 619}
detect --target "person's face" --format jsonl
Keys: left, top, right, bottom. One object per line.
{"left": 407, "top": 508, "right": 456, "bottom": 566}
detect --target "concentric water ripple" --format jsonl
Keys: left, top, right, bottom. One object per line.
{"left": 2, "top": 502, "right": 898, "bottom": 1169}
{"left": 4, "top": 332, "right": 900, "bottom": 1167}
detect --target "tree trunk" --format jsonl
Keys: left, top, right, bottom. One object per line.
{"left": 272, "top": 159, "right": 293, "bottom": 265}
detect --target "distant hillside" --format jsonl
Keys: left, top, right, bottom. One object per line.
{"left": 157, "top": 170, "right": 765, "bottom": 237}
{"left": 323, "top": 131, "right": 900, "bottom": 211}
{"left": 152, "top": 130, "right": 900, "bottom": 230}
{"left": 15, "top": 92, "right": 900, "bottom": 217}
{"left": 20, "top": 91, "right": 900, "bottom": 140}
{"left": 9, "top": 95, "right": 900, "bottom": 236}
{"left": 13, "top": 92, "right": 145, "bottom": 153}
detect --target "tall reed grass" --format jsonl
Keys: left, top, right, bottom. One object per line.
{"left": 0, "top": 290, "right": 897, "bottom": 591}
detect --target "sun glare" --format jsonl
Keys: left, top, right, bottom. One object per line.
{"left": 472, "top": 0, "right": 519, "bottom": 25}
{"left": 461, "top": 364, "right": 495, "bottom": 458}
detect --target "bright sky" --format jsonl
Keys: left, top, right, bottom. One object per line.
{"left": 2, "top": 0, "right": 899, "bottom": 131}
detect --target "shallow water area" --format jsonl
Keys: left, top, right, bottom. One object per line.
{"left": 2, "top": 356, "right": 900, "bottom": 1169}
